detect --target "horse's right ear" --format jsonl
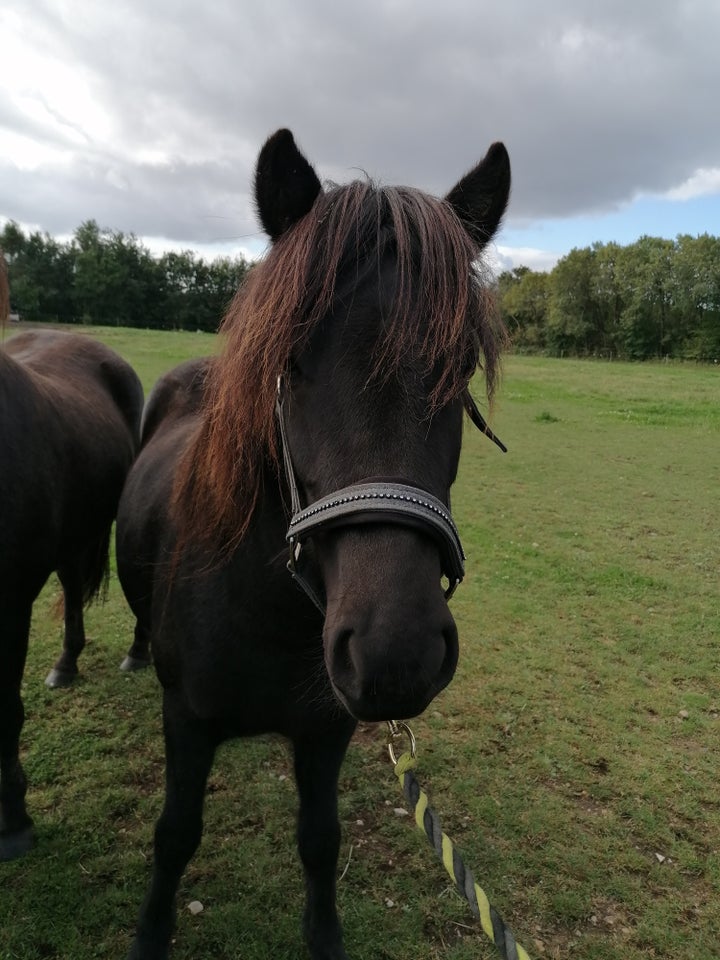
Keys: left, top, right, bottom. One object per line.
{"left": 445, "top": 142, "right": 511, "bottom": 250}
{"left": 255, "top": 129, "right": 323, "bottom": 242}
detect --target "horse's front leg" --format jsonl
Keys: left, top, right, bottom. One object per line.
{"left": 128, "top": 691, "right": 216, "bottom": 960}
{"left": 292, "top": 720, "right": 356, "bottom": 960}
{"left": 45, "top": 560, "right": 86, "bottom": 688}
{"left": 0, "top": 604, "right": 35, "bottom": 860}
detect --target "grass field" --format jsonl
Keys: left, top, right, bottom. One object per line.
{"left": 1, "top": 324, "right": 718, "bottom": 960}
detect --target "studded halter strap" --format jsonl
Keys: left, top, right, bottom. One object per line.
{"left": 275, "top": 377, "right": 505, "bottom": 613}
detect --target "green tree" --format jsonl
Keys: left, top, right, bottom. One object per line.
{"left": 546, "top": 247, "right": 603, "bottom": 356}
{"left": 157, "top": 252, "right": 248, "bottom": 332}
{"left": 160, "top": 250, "right": 201, "bottom": 330}
{"left": 73, "top": 220, "right": 110, "bottom": 323}
{"left": 9, "top": 215, "right": 716, "bottom": 358}
{"left": 0, "top": 221, "right": 75, "bottom": 322}
{"left": 0, "top": 221, "right": 26, "bottom": 259}
{"left": 73, "top": 221, "right": 165, "bottom": 327}
{"left": 615, "top": 236, "right": 678, "bottom": 359}
{"left": 1, "top": 219, "right": 251, "bottom": 331}
{"left": 591, "top": 242, "right": 626, "bottom": 358}
{"left": 673, "top": 234, "right": 720, "bottom": 360}
{"left": 500, "top": 268, "right": 549, "bottom": 351}
{"left": 202, "top": 256, "right": 249, "bottom": 331}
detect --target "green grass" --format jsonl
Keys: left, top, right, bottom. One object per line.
{"left": 2, "top": 328, "right": 719, "bottom": 959}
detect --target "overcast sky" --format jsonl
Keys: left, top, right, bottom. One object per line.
{"left": 2, "top": 0, "right": 719, "bottom": 272}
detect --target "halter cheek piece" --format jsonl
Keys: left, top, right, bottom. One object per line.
{"left": 275, "top": 377, "right": 505, "bottom": 614}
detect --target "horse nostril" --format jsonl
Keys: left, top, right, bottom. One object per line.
{"left": 331, "top": 627, "right": 355, "bottom": 675}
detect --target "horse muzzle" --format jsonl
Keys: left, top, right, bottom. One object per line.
{"left": 316, "top": 525, "right": 460, "bottom": 722}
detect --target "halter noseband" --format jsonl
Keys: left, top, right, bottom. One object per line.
{"left": 275, "top": 377, "right": 505, "bottom": 613}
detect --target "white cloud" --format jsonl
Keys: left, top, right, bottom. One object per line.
{"left": 663, "top": 168, "right": 720, "bottom": 201}
{"left": 492, "top": 245, "right": 562, "bottom": 274}
{"left": 141, "top": 235, "right": 265, "bottom": 263}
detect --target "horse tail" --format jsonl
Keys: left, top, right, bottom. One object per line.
{"left": 81, "top": 525, "right": 113, "bottom": 605}
{"left": 51, "top": 525, "right": 112, "bottom": 623}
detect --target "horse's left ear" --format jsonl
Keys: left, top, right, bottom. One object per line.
{"left": 255, "top": 129, "right": 323, "bottom": 242}
{"left": 445, "top": 142, "right": 511, "bottom": 249}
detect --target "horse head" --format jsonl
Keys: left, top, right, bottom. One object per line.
{"left": 256, "top": 130, "right": 510, "bottom": 722}
{"left": 187, "top": 129, "right": 510, "bottom": 723}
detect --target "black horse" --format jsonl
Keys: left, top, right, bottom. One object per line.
{"left": 117, "top": 128, "right": 510, "bottom": 959}
{"left": 0, "top": 324, "right": 144, "bottom": 860}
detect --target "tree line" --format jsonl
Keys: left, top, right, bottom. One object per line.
{"left": 498, "top": 234, "right": 720, "bottom": 361}
{"left": 3, "top": 219, "right": 719, "bottom": 360}
{"left": 1, "top": 220, "right": 251, "bottom": 332}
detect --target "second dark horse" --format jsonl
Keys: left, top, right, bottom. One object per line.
{"left": 117, "top": 128, "right": 511, "bottom": 958}
{"left": 0, "top": 326, "right": 143, "bottom": 860}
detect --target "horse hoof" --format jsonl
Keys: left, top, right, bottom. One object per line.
{"left": 0, "top": 824, "right": 35, "bottom": 861}
{"left": 45, "top": 668, "right": 77, "bottom": 688}
{"left": 119, "top": 655, "right": 152, "bottom": 672}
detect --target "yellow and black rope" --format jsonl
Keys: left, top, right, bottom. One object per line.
{"left": 390, "top": 742, "right": 531, "bottom": 960}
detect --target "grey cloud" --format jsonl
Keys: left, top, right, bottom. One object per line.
{"left": 2, "top": 0, "right": 719, "bottom": 247}
{"left": 0, "top": 156, "right": 258, "bottom": 243}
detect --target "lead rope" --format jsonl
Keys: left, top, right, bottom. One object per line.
{"left": 386, "top": 721, "right": 532, "bottom": 960}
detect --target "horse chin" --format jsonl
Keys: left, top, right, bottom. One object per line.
{"left": 324, "top": 622, "right": 459, "bottom": 724}
{"left": 330, "top": 680, "right": 451, "bottom": 724}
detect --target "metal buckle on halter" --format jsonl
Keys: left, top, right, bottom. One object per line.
{"left": 444, "top": 578, "right": 460, "bottom": 601}
{"left": 287, "top": 536, "right": 298, "bottom": 571}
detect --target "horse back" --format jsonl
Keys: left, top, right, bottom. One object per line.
{"left": 140, "top": 356, "right": 213, "bottom": 446}
{"left": 0, "top": 329, "right": 143, "bottom": 595}
{"left": 4, "top": 330, "right": 143, "bottom": 443}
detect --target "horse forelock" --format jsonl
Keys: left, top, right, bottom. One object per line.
{"left": 173, "top": 180, "right": 507, "bottom": 556}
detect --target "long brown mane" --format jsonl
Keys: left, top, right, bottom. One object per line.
{"left": 174, "top": 180, "right": 507, "bottom": 556}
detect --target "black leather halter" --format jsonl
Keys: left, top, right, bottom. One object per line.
{"left": 275, "top": 377, "right": 505, "bottom": 613}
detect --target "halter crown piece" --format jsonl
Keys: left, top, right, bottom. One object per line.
{"left": 275, "top": 377, "right": 505, "bottom": 613}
